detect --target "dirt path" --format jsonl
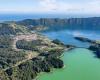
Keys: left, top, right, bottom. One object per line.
{"left": 3, "top": 51, "right": 38, "bottom": 71}
{"left": 4, "top": 34, "right": 39, "bottom": 71}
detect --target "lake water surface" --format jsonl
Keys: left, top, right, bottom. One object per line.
{"left": 38, "top": 30, "right": 100, "bottom": 80}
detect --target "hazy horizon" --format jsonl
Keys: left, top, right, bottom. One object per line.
{"left": 0, "top": 0, "right": 100, "bottom": 15}
{"left": 0, "top": 13, "right": 100, "bottom": 22}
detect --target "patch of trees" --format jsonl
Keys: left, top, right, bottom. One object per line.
{"left": 6, "top": 56, "right": 63, "bottom": 80}
{"left": 0, "top": 23, "right": 16, "bottom": 35}
{"left": 4, "top": 48, "right": 64, "bottom": 80}
{"left": 52, "top": 39, "right": 64, "bottom": 45}
{"left": 0, "top": 48, "right": 26, "bottom": 69}
{"left": 16, "top": 39, "right": 43, "bottom": 51}
{"left": 0, "top": 35, "right": 13, "bottom": 48}
{"left": 5, "top": 61, "right": 37, "bottom": 80}
{"left": 0, "top": 23, "right": 30, "bottom": 35}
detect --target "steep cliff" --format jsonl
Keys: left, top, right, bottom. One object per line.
{"left": 17, "top": 17, "right": 100, "bottom": 31}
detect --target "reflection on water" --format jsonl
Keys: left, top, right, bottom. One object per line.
{"left": 42, "top": 30, "right": 100, "bottom": 48}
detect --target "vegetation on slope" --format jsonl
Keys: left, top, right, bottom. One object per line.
{"left": 0, "top": 20, "right": 71, "bottom": 80}
{"left": 0, "top": 23, "right": 30, "bottom": 35}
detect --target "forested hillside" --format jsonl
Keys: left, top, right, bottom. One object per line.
{"left": 0, "top": 21, "right": 67, "bottom": 80}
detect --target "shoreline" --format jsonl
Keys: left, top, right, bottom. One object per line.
{"left": 33, "top": 47, "right": 73, "bottom": 80}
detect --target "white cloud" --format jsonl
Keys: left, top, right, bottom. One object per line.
{"left": 0, "top": 0, "right": 100, "bottom": 14}
{"left": 37, "top": 0, "right": 58, "bottom": 12}
{"left": 35, "top": 0, "right": 100, "bottom": 14}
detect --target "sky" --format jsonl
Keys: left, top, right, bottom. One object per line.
{"left": 0, "top": 0, "right": 100, "bottom": 15}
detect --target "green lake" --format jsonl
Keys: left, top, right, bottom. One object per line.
{"left": 38, "top": 48, "right": 100, "bottom": 80}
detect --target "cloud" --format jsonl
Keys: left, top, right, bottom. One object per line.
{"left": 36, "top": 0, "right": 73, "bottom": 13}
{"left": 36, "top": 0, "right": 100, "bottom": 14}
{"left": 0, "top": 0, "right": 100, "bottom": 14}
{"left": 37, "top": 0, "right": 58, "bottom": 11}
